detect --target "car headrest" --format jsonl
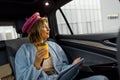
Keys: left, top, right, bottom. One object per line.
{"left": 15, "top": 20, "right": 25, "bottom": 34}
{"left": 15, "top": 20, "right": 29, "bottom": 37}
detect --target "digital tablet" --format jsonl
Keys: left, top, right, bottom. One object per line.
{"left": 57, "top": 58, "right": 84, "bottom": 80}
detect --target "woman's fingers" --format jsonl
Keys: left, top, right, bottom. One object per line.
{"left": 72, "top": 57, "right": 81, "bottom": 64}
{"left": 37, "top": 48, "right": 47, "bottom": 58}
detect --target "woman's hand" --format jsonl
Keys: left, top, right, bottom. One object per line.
{"left": 72, "top": 57, "right": 81, "bottom": 64}
{"left": 34, "top": 48, "right": 47, "bottom": 69}
{"left": 72, "top": 57, "right": 83, "bottom": 70}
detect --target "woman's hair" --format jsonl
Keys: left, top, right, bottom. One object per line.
{"left": 28, "top": 17, "right": 48, "bottom": 43}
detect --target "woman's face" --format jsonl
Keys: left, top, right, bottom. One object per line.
{"left": 40, "top": 23, "right": 50, "bottom": 40}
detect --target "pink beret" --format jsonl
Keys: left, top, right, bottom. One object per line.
{"left": 22, "top": 12, "right": 41, "bottom": 33}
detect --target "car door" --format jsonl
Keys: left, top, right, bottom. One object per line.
{"left": 47, "top": 2, "right": 119, "bottom": 79}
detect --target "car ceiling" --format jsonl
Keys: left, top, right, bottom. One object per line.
{"left": 0, "top": 0, "right": 71, "bottom": 20}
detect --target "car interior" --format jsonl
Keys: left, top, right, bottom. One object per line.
{"left": 0, "top": 0, "right": 119, "bottom": 80}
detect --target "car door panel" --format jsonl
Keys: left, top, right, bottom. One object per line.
{"left": 56, "top": 33, "right": 118, "bottom": 80}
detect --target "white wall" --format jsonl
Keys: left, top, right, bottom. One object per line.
{"left": 101, "top": 0, "right": 120, "bottom": 33}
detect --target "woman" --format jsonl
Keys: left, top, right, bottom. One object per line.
{"left": 15, "top": 12, "right": 108, "bottom": 80}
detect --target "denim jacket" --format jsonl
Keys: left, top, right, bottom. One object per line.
{"left": 15, "top": 41, "right": 77, "bottom": 80}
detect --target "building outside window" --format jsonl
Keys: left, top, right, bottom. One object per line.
{"left": 56, "top": 0, "right": 120, "bottom": 35}
{"left": 0, "top": 26, "right": 18, "bottom": 40}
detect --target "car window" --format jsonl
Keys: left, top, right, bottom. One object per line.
{"left": 0, "top": 22, "right": 18, "bottom": 40}
{"left": 56, "top": 0, "right": 120, "bottom": 35}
